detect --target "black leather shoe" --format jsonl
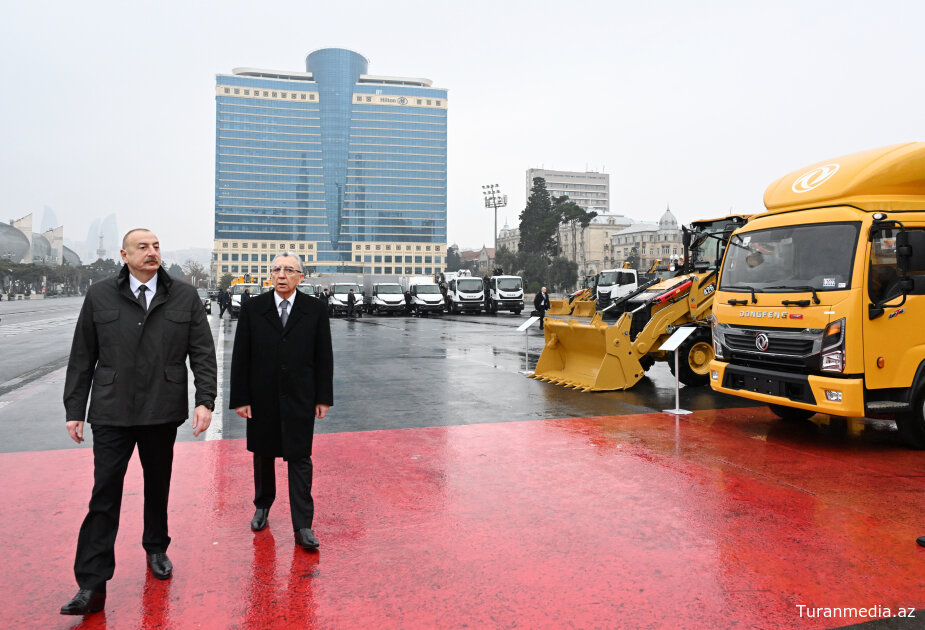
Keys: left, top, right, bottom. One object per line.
{"left": 251, "top": 508, "right": 269, "bottom": 532}
{"left": 294, "top": 528, "right": 319, "bottom": 550}
{"left": 917, "top": 536, "right": 925, "bottom": 547}
{"left": 146, "top": 552, "right": 173, "bottom": 580}
{"left": 60, "top": 589, "right": 105, "bottom": 615}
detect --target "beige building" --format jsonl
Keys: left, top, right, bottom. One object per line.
{"left": 558, "top": 213, "right": 635, "bottom": 277}
{"left": 526, "top": 169, "right": 609, "bottom": 215}
{"left": 609, "top": 208, "right": 683, "bottom": 271}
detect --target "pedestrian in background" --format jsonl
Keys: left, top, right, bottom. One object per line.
{"left": 347, "top": 288, "right": 357, "bottom": 318}
{"left": 60, "top": 228, "right": 216, "bottom": 615}
{"left": 219, "top": 288, "right": 231, "bottom": 318}
{"left": 241, "top": 288, "right": 252, "bottom": 306}
{"left": 230, "top": 252, "right": 334, "bottom": 551}
{"left": 534, "top": 286, "right": 550, "bottom": 330}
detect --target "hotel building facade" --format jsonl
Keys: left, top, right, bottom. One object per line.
{"left": 213, "top": 48, "right": 447, "bottom": 282}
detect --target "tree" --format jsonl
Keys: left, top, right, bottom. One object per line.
{"left": 218, "top": 273, "right": 234, "bottom": 291}
{"left": 445, "top": 245, "right": 462, "bottom": 271}
{"left": 182, "top": 259, "right": 207, "bottom": 287}
{"left": 167, "top": 263, "right": 185, "bottom": 280}
{"left": 626, "top": 246, "right": 640, "bottom": 271}
{"left": 546, "top": 257, "right": 579, "bottom": 293}
{"left": 518, "top": 178, "right": 560, "bottom": 257}
{"left": 494, "top": 246, "right": 520, "bottom": 277}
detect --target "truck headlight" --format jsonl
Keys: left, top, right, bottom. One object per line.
{"left": 711, "top": 315, "right": 725, "bottom": 359}
{"left": 821, "top": 318, "right": 845, "bottom": 373}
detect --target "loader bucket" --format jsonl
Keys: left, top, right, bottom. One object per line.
{"left": 572, "top": 300, "right": 598, "bottom": 318}
{"left": 529, "top": 315, "right": 646, "bottom": 391}
{"left": 547, "top": 298, "right": 573, "bottom": 316}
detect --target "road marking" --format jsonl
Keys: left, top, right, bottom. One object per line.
{"left": 206, "top": 320, "right": 225, "bottom": 441}
{"left": 0, "top": 315, "right": 78, "bottom": 337}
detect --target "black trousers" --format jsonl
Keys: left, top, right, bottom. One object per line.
{"left": 74, "top": 423, "right": 178, "bottom": 591}
{"left": 538, "top": 308, "right": 546, "bottom": 329}
{"left": 253, "top": 453, "right": 314, "bottom": 530}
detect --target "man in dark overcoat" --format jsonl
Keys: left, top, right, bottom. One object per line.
{"left": 534, "top": 286, "right": 550, "bottom": 330}
{"left": 60, "top": 228, "right": 216, "bottom": 615}
{"left": 229, "top": 252, "right": 334, "bottom": 550}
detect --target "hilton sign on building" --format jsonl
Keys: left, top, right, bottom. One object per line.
{"left": 213, "top": 48, "right": 448, "bottom": 282}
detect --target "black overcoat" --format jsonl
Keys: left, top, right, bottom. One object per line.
{"left": 63, "top": 266, "right": 217, "bottom": 425}
{"left": 229, "top": 290, "right": 334, "bottom": 460}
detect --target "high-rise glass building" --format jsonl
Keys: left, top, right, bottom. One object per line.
{"left": 213, "top": 48, "right": 447, "bottom": 281}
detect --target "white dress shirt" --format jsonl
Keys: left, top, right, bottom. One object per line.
{"left": 128, "top": 273, "right": 158, "bottom": 311}
{"left": 274, "top": 291, "right": 295, "bottom": 317}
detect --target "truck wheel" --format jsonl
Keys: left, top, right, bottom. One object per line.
{"left": 896, "top": 392, "right": 925, "bottom": 449}
{"left": 669, "top": 329, "right": 713, "bottom": 387}
{"left": 768, "top": 404, "right": 815, "bottom": 422}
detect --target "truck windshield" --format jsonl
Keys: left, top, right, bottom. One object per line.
{"left": 497, "top": 278, "right": 522, "bottom": 291}
{"left": 458, "top": 279, "right": 482, "bottom": 292}
{"left": 720, "top": 222, "right": 860, "bottom": 292}
{"left": 377, "top": 285, "right": 402, "bottom": 294}
{"left": 333, "top": 284, "right": 360, "bottom": 294}
{"left": 598, "top": 271, "right": 634, "bottom": 287}
{"left": 232, "top": 284, "right": 259, "bottom": 295}
{"left": 415, "top": 284, "right": 440, "bottom": 294}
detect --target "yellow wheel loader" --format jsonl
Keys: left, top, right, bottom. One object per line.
{"left": 530, "top": 215, "right": 749, "bottom": 392}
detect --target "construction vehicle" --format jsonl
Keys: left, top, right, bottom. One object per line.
{"left": 547, "top": 287, "right": 595, "bottom": 317}
{"left": 708, "top": 142, "right": 925, "bottom": 448}
{"left": 531, "top": 214, "right": 749, "bottom": 391}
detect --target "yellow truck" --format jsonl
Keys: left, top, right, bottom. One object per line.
{"left": 709, "top": 142, "right": 925, "bottom": 447}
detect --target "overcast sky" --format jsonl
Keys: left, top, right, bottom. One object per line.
{"left": 2, "top": 0, "right": 923, "bottom": 253}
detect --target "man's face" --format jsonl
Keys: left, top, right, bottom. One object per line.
{"left": 541, "top": 286, "right": 547, "bottom": 293}
{"left": 271, "top": 255, "right": 304, "bottom": 297}
{"left": 121, "top": 231, "right": 161, "bottom": 276}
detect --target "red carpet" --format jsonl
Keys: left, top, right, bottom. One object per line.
{"left": 3, "top": 409, "right": 924, "bottom": 628}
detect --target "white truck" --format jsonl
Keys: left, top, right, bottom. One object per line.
{"left": 328, "top": 282, "right": 363, "bottom": 317}
{"left": 595, "top": 268, "right": 638, "bottom": 310}
{"left": 402, "top": 276, "right": 445, "bottom": 316}
{"left": 484, "top": 275, "right": 524, "bottom": 314}
{"left": 363, "top": 277, "right": 406, "bottom": 315}
{"left": 445, "top": 275, "right": 484, "bottom": 314}
{"left": 229, "top": 283, "right": 261, "bottom": 318}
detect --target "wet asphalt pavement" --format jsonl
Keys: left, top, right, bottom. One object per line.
{"left": 0, "top": 296, "right": 761, "bottom": 454}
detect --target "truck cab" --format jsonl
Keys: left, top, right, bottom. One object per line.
{"left": 365, "top": 282, "right": 405, "bottom": 315}
{"left": 229, "top": 283, "right": 261, "bottom": 318}
{"left": 709, "top": 142, "right": 925, "bottom": 447}
{"left": 595, "top": 268, "right": 638, "bottom": 310}
{"left": 328, "top": 282, "right": 362, "bottom": 317}
{"left": 406, "top": 277, "right": 445, "bottom": 315}
{"left": 445, "top": 276, "right": 484, "bottom": 314}
{"left": 484, "top": 275, "right": 524, "bottom": 314}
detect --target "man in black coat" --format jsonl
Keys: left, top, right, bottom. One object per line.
{"left": 60, "top": 229, "right": 216, "bottom": 615}
{"left": 230, "top": 252, "right": 334, "bottom": 551}
{"left": 534, "top": 286, "right": 550, "bottom": 330}
{"left": 346, "top": 288, "right": 357, "bottom": 318}
{"left": 219, "top": 288, "right": 231, "bottom": 317}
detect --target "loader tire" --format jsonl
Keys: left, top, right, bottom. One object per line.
{"left": 669, "top": 329, "right": 713, "bottom": 387}
{"left": 639, "top": 355, "right": 655, "bottom": 372}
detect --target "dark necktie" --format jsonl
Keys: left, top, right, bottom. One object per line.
{"left": 137, "top": 285, "right": 148, "bottom": 311}
{"left": 280, "top": 299, "right": 289, "bottom": 327}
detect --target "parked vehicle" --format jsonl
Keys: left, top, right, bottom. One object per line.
{"left": 595, "top": 268, "right": 639, "bottom": 310}
{"left": 709, "top": 142, "right": 925, "bottom": 448}
{"left": 483, "top": 275, "right": 524, "bottom": 314}
{"left": 445, "top": 276, "right": 484, "bottom": 314}
{"left": 328, "top": 282, "right": 363, "bottom": 317}
{"left": 402, "top": 276, "right": 445, "bottom": 315}
{"left": 229, "top": 283, "right": 261, "bottom": 318}
{"left": 196, "top": 288, "right": 212, "bottom": 314}
{"left": 363, "top": 278, "right": 406, "bottom": 314}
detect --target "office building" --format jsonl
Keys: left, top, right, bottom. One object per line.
{"left": 213, "top": 48, "right": 447, "bottom": 282}
{"left": 525, "top": 169, "right": 609, "bottom": 215}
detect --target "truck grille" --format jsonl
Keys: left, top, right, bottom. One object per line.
{"left": 724, "top": 332, "right": 814, "bottom": 355}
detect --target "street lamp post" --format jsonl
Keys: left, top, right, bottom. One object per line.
{"left": 481, "top": 184, "right": 507, "bottom": 255}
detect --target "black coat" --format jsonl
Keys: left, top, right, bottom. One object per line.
{"left": 534, "top": 291, "right": 550, "bottom": 311}
{"left": 229, "top": 290, "right": 334, "bottom": 460}
{"left": 63, "top": 266, "right": 217, "bottom": 426}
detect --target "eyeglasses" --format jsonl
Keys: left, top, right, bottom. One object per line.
{"left": 270, "top": 266, "right": 302, "bottom": 275}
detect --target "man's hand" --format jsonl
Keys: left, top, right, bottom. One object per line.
{"left": 192, "top": 405, "right": 212, "bottom": 437}
{"left": 235, "top": 405, "right": 252, "bottom": 419}
{"left": 66, "top": 420, "right": 85, "bottom": 444}
{"left": 315, "top": 404, "right": 330, "bottom": 419}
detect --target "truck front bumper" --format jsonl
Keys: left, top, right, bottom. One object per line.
{"left": 417, "top": 303, "right": 444, "bottom": 313}
{"left": 456, "top": 301, "right": 482, "bottom": 312}
{"left": 496, "top": 299, "right": 524, "bottom": 311}
{"left": 709, "top": 360, "right": 866, "bottom": 417}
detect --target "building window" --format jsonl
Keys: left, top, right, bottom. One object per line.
{"left": 223, "top": 88, "right": 230, "bottom": 94}
{"left": 364, "top": 256, "right": 372, "bottom": 262}
{"left": 384, "top": 256, "right": 392, "bottom": 263}
{"left": 384, "top": 267, "right": 392, "bottom": 274}
{"left": 301, "top": 94, "right": 306, "bottom": 100}
{"left": 242, "top": 243, "right": 248, "bottom": 249}
{"left": 222, "top": 254, "right": 228, "bottom": 261}
{"left": 374, "top": 255, "right": 382, "bottom": 263}
{"left": 222, "top": 242, "right": 228, "bottom": 248}
{"left": 405, "top": 267, "right": 412, "bottom": 274}
{"left": 231, "top": 254, "right": 238, "bottom": 261}
{"left": 299, "top": 244, "right": 305, "bottom": 250}
{"left": 231, "top": 265, "right": 238, "bottom": 272}
{"left": 234, "top": 89, "right": 240, "bottom": 94}
{"left": 435, "top": 256, "right": 442, "bottom": 263}
{"left": 355, "top": 256, "right": 361, "bottom": 262}
{"left": 222, "top": 265, "right": 228, "bottom": 272}
{"left": 415, "top": 267, "right": 423, "bottom": 274}
{"left": 425, "top": 256, "right": 432, "bottom": 264}
{"left": 374, "top": 267, "right": 382, "bottom": 274}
